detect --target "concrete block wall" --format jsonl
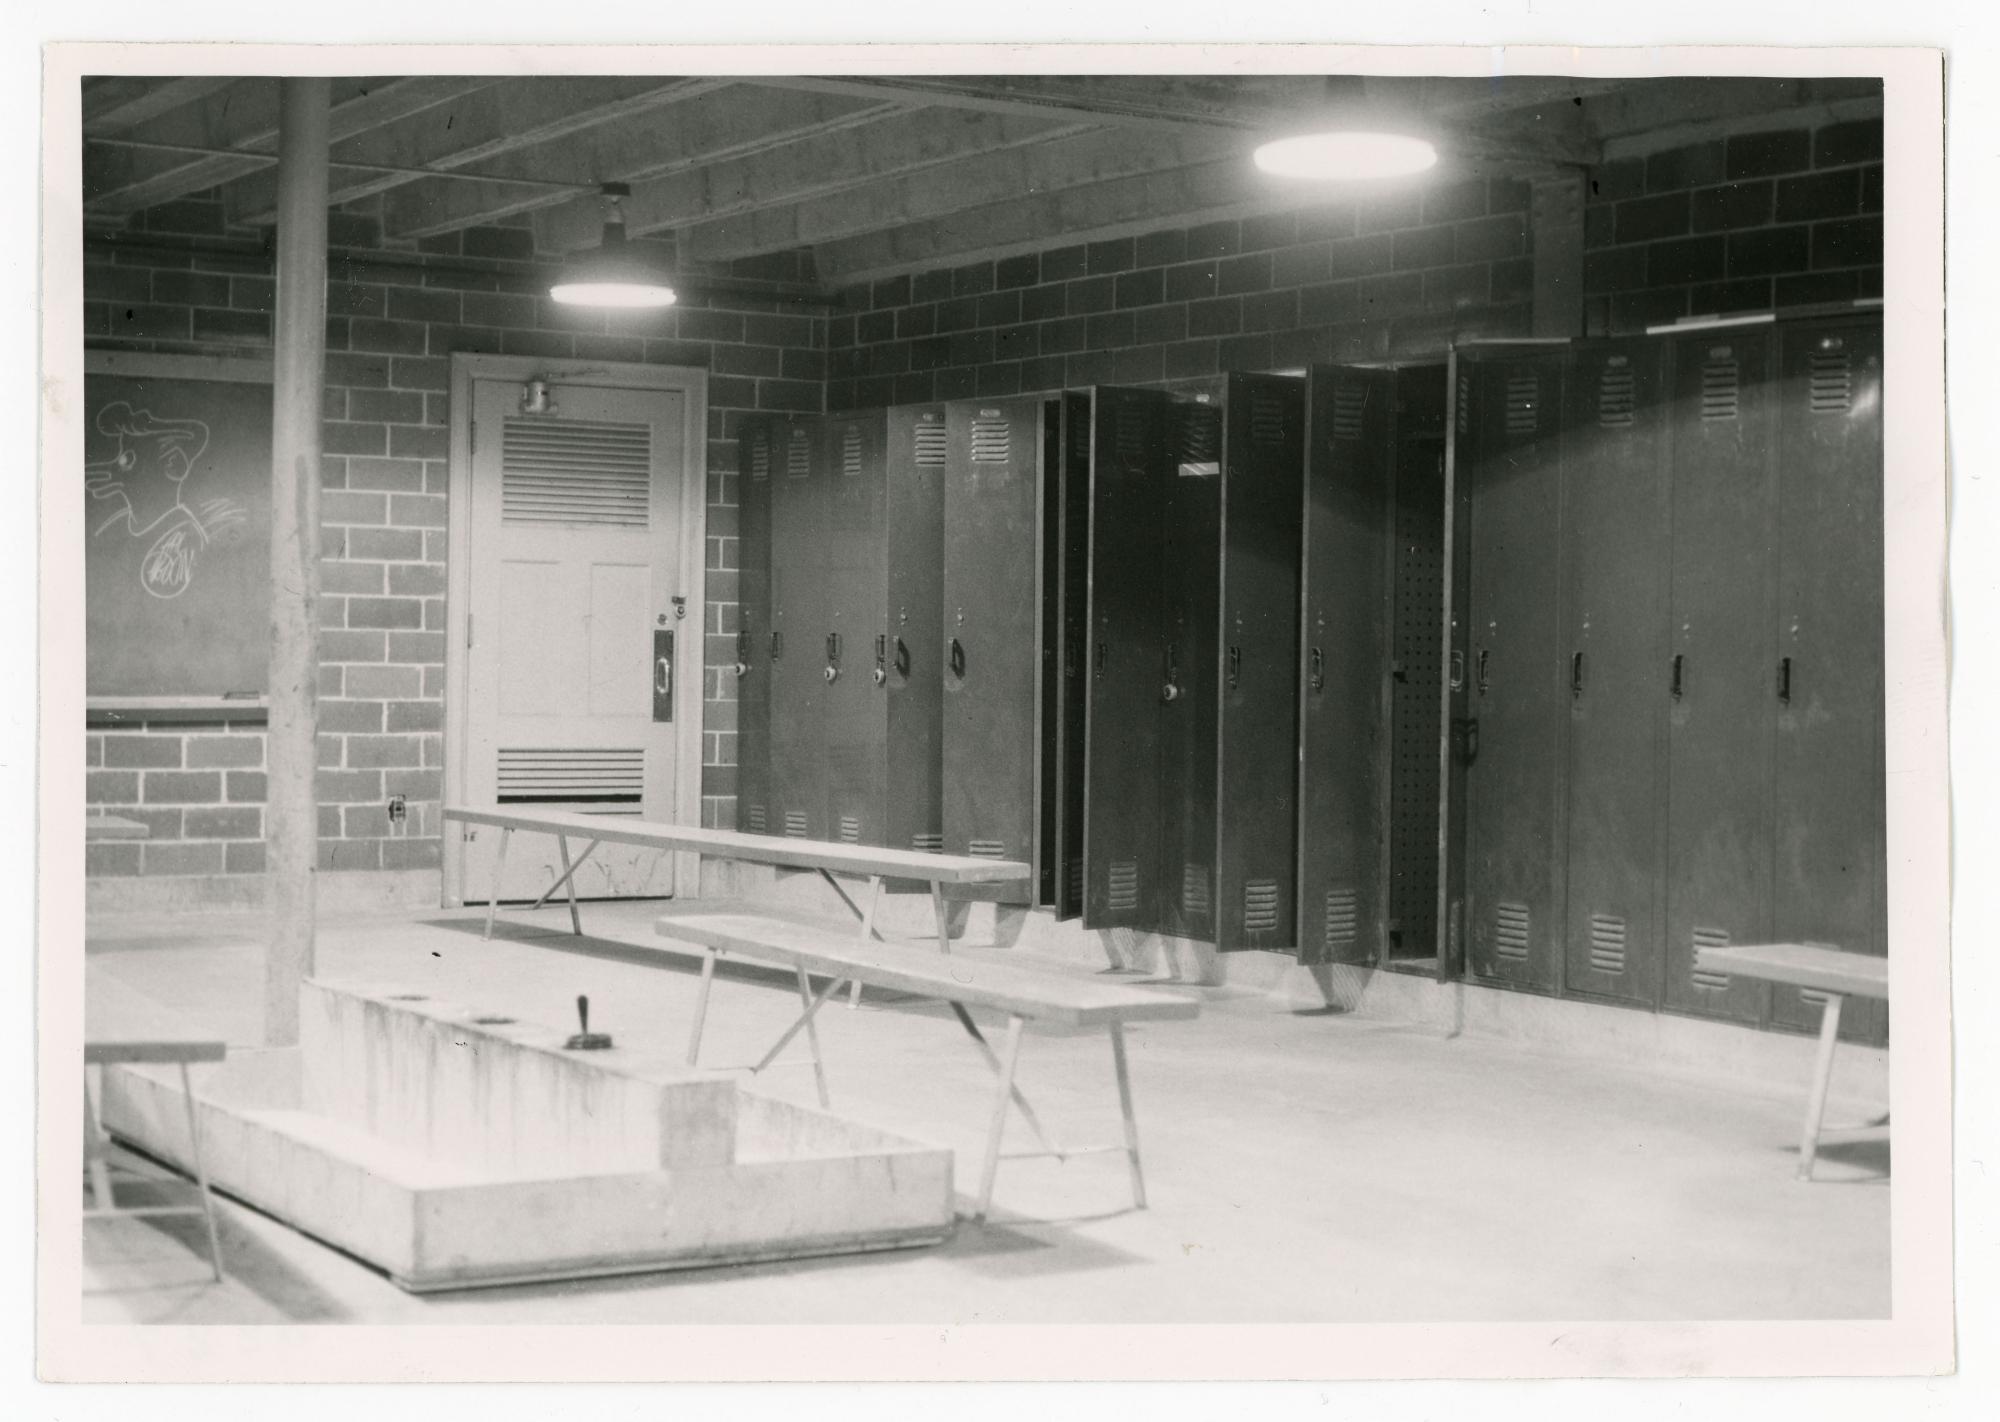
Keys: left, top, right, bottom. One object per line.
{"left": 83, "top": 193, "right": 826, "bottom": 889}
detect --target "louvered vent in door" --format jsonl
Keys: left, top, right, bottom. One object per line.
{"left": 840, "top": 424, "right": 862, "bottom": 477}
{"left": 1249, "top": 390, "right": 1287, "bottom": 445}
{"left": 1588, "top": 914, "right": 1627, "bottom": 975}
{"left": 1243, "top": 879, "right": 1281, "bottom": 932}
{"left": 911, "top": 831, "right": 944, "bottom": 852}
{"left": 743, "top": 802, "right": 767, "bottom": 834}
{"left": 784, "top": 810, "right": 809, "bottom": 837}
{"left": 1114, "top": 403, "right": 1147, "bottom": 467}
{"left": 1324, "top": 888, "right": 1359, "bottom": 957}
{"left": 1597, "top": 361, "right": 1635, "bottom": 427}
{"left": 1690, "top": 926, "right": 1732, "bottom": 990}
{"left": 501, "top": 418, "right": 651, "bottom": 527}
{"left": 1504, "top": 376, "right": 1540, "bottom": 436}
{"left": 1066, "top": 856, "right": 1084, "bottom": 903}
{"left": 748, "top": 430, "right": 770, "bottom": 481}
{"left": 838, "top": 815, "right": 860, "bottom": 844}
{"left": 1800, "top": 988, "right": 1834, "bottom": 1010}
{"left": 913, "top": 418, "right": 947, "bottom": 467}
{"left": 1177, "top": 403, "right": 1221, "bottom": 472}
{"left": 1809, "top": 347, "right": 1853, "bottom": 414}
{"left": 970, "top": 415, "right": 1010, "bottom": 463}
{"left": 786, "top": 426, "right": 812, "bottom": 478}
{"left": 1494, "top": 902, "right": 1530, "bottom": 961}
{"left": 1181, "top": 863, "right": 1210, "bottom": 916}
{"left": 1455, "top": 370, "right": 1472, "bottom": 435}
{"left": 497, "top": 748, "right": 643, "bottom": 813}
{"left": 1107, "top": 860, "right": 1140, "bottom": 912}
{"left": 969, "top": 839, "right": 1007, "bottom": 859}
{"left": 1332, "top": 385, "right": 1368, "bottom": 441}
{"left": 1700, "top": 354, "right": 1740, "bottom": 422}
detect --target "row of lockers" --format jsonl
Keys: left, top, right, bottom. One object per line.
{"left": 1445, "top": 313, "right": 1886, "bottom": 1039}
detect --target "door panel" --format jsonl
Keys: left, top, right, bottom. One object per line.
{"left": 1053, "top": 392, "right": 1093, "bottom": 918}
{"left": 769, "top": 417, "right": 829, "bottom": 839}
{"left": 734, "top": 419, "right": 774, "bottom": 834}
{"left": 1561, "top": 341, "right": 1670, "bottom": 1006}
{"left": 1662, "top": 330, "right": 1777, "bottom": 1023}
{"left": 821, "top": 412, "right": 888, "bottom": 845}
{"left": 1157, "top": 395, "right": 1222, "bottom": 941}
{"left": 884, "top": 405, "right": 946, "bottom": 854}
{"left": 462, "top": 378, "right": 684, "bottom": 901}
{"left": 1298, "top": 365, "right": 1393, "bottom": 966}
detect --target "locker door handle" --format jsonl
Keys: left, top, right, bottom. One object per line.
{"left": 1571, "top": 651, "right": 1584, "bottom": 700}
{"left": 1778, "top": 656, "right": 1793, "bottom": 704}
{"left": 894, "top": 638, "right": 911, "bottom": 678}
{"left": 1671, "top": 654, "right": 1685, "bottom": 701}
{"left": 734, "top": 629, "right": 751, "bottom": 678}
{"left": 824, "top": 632, "right": 841, "bottom": 683}
{"left": 1309, "top": 646, "right": 1325, "bottom": 693}
{"left": 653, "top": 628, "right": 674, "bottom": 722}
{"left": 1475, "top": 649, "right": 1490, "bottom": 694}
{"left": 655, "top": 657, "right": 672, "bottom": 694}
{"left": 1451, "top": 716, "right": 1480, "bottom": 765}
{"left": 770, "top": 630, "right": 783, "bottom": 661}
{"left": 1065, "top": 640, "right": 1079, "bottom": 678}
{"left": 872, "top": 634, "right": 887, "bottom": 687}
{"left": 1449, "top": 649, "right": 1464, "bottom": 692}
{"left": 1094, "top": 642, "right": 1107, "bottom": 678}
{"left": 1227, "top": 645, "right": 1242, "bottom": 692}
{"left": 949, "top": 638, "right": 966, "bottom": 679}
{"left": 1162, "top": 642, "right": 1181, "bottom": 703}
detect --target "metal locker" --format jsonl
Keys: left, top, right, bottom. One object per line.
{"left": 942, "top": 397, "right": 1049, "bottom": 901}
{"left": 767, "top": 414, "right": 830, "bottom": 840}
{"left": 1662, "top": 327, "right": 1778, "bottom": 1024}
{"left": 1052, "top": 391, "right": 1093, "bottom": 919}
{"left": 1769, "top": 315, "right": 1887, "bottom": 1044}
{"left": 1559, "top": 340, "right": 1670, "bottom": 1007}
{"left": 820, "top": 411, "right": 890, "bottom": 845}
{"left": 1439, "top": 356, "right": 1475, "bottom": 982}
{"left": 1036, "top": 399, "right": 1063, "bottom": 908}
{"left": 734, "top": 417, "right": 775, "bottom": 835}
{"left": 884, "top": 404, "right": 947, "bottom": 856}
{"left": 1157, "top": 394, "right": 1223, "bottom": 942}
{"left": 1460, "top": 345, "right": 1568, "bottom": 993}
{"left": 1081, "top": 386, "right": 1175, "bottom": 931}
{"left": 1297, "top": 365, "right": 1394, "bottom": 966}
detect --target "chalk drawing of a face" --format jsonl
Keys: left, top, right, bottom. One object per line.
{"left": 86, "top": 401, "right": 247, "bottom": 599}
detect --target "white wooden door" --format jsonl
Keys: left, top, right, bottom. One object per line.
{"left": 460, "top": 378, "right": 686, "bottom": 901}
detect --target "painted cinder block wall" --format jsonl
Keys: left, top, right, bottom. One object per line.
{"left": 83, "top": 193, "right": 826, "bottom": 896}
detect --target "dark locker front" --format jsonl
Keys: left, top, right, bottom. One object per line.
{"left": 1662, "top": 328, "right": 1777, "bottom": 1024}
{"left": 822, "top": 411, "right": 889, "bottom": 844}
{"left": 1036, "top": 399, "right": 1063, "bottom": 907}
{"left": 1560, "top": 341, "right": 1670, "bottom": 1007}
{"left": 768, "top": 416, "right": 829, "bottom": 839}
{"left": 1157, "top": 395, "right": 1222, "bottom": 941}
{"left": 942, "top": 397, "right": 1048, "bottom": 900}
{"left": 1082, "top": 387, "right": 1174, "bottom": 931}
{"left": 884, "top": 404, "right": 947, "bottom": 855}
{"left": 1052, "top": 392, "right": 1093, "bottom": 919}
{"left": 1297, "top": 365, "right": 1393, "bottom": 966}
{"left": 735, "top": 417, "right": 775, "bottom": 835}
{"left": 1460, "top": 346, "right": 1567, "bottom": 993}
{"left": 1769, "top": 316, "right": 1887, "bottom": 1043}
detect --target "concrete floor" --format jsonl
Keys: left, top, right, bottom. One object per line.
{"left": 79, "top": 897, "right": 1889, "bottom": 1325}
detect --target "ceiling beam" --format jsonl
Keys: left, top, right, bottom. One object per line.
{"left": 542, "top": 107, "right": 1088, "bottom": 257}
{"left": 1587, "top": 76, "right": 1883, "bottom": 152}
{"left": 82, "top": 76, "right": 237, "bottom": 136}
{"left": 380, "top": 85, "right": 899, "bottom": 240}
{"left": 84, "top": 76, "right": 496, "bottom": 216}
{"left": 681, "top": 124, "right": 1241, "bottom": 264}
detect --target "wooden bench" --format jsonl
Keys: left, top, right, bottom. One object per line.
{"left": 653, "top": 910, "right": 1200, "bottom": 1223}
{"left": 1696, "top": 942, "right": 1890, "bottom": 1181}
{"left": 86, "top": 965, "right": 227, "bottom": 1281}
{"left": 444, "top": 805, "right": 1031, "bottom": 962}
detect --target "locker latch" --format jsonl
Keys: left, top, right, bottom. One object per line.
{"left": 1778, "top": 656, "right": 1793, "bottom": 704}
{"left": 1227, "top": 645, "right": 1242, "bottom": 692}
{"left": 873, "top": 634, "right": 888, "bottom": 687}
{"left": 948, "top": 637, "right": 966, "bottom": 680}
{"left": 1671, "top": 653, "right": 1686, "bottom": 701}
{"left": 652, "top": 628, "right": 674, "bottom": 722}
{"left": 824, "top": 632, "right": 842, "bottom": 683}
{"left": 1571, "top": 651, "right": 1585, "bottom": 700}
{"left": 734, "top": 629, "right": 752, "bottom": 678}
{"left": 1095, "top": 642, "right": 1107, "bottom": 679}
{"left": 1476, "top": 649, "right": 1490, "bottom": 695}
{"left": 770, "top": 630, "right": 783, "bottom": 661}
{"left": 1451, "top": 716, "right": 1480, "bottom": 765}
{"left": 1309, "top": 646, "right": 1325, "bottom": 694}
{"left": 1162, "top": 642, "right": 1181, "bottom": 703}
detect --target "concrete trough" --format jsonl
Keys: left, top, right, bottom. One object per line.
{"left": 99, "top": 982, "right": 955, "bottom": 1292}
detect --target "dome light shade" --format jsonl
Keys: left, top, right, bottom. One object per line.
{"left": 1252, "top": 130, "right": 1439, "bottom": 181}
{"left": 550, "top": 183, "right": 678, "bottom": 309}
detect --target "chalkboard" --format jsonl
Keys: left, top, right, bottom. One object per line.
{"left": 85, "top": 352, "right": 273, "bottom": 697}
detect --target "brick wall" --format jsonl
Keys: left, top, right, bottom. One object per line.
{"left": 84, "top": 193, "right": 826, "bottom": 884}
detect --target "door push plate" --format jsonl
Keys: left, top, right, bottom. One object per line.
{"left": 653, "top": 628, "right": 675, "bottom": 722}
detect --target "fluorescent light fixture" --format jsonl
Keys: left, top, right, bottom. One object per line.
{"left": 1252, "top": 131, "right": 1439, "bottom": 181}
{"left": 550, "top": 183, "right": 678, "bottom": 309}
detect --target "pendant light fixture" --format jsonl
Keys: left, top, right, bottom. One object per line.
{"left": 1252, "top": 76, "right": 1439, "bottom": 182}
{"left": 549, "top": 182, "right": 678, "bottom": 309}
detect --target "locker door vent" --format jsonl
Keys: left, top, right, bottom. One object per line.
{"left": 838, "top": 815, "right": 861, "bottom": 844}
{"left": 747, "top": 431, "right": 770, "bottom": 482}
{"left": 911, "top": 831, "right": 944, "bottom": 853}
{"left": 968, "top": 839, "right": 1007, "bottom": 858}
{"left": 1691, "top": 926, "right": 1732, "bottom": 990}
{"left": 1114, "top": 403, "right": 1148, "bottom": 467}
{"left": 1597, "top": 362, "right": 1636, "bottom": 427}
{"left": 1800, "top": 987, "right": 1833, "bottom": 1010}
{"left": 1809, "top": 351, "right": 1853, "bottom": 414}
{"left": 786, "top": 426, "right": 812, "bottom": 477}
{"left": 501, "top": 417, "right": 651, "bottom": 527}
{"left": 1107, "top": 860, "right": 1140, "bottom": 912}
{"left": 783, "top": 810, "right": 809, "bottom": 837}
{"left": 1181, "top": 863, "right": 1210, "bottom": 916}
{"left": 840, "top": 424, "right": 862, "bottom": 478}
{"left": 1494, "top": 902, "right": 1531, "bottom": 961}
{"left": 970, "top": 417, "right": 1011, "bottom": 463}
{"left": 1066, "top": 856, "right": 1084, "bottom": 902}
{"left": 1455, "top": 370, "right": 1472, "bottom": 435}
{"left": 497, "top": 748, "right": 643, "bottom": 813}
{"left": 1177, "top": 404, "right": 1222, "bottom": 472}
{"left": 1243, "top": 879, "right": 1281, "bottom": 933}
{"left": 913, "top": 419, "right": 947, "bottom": 467}
{"left": 744, "top": 803, "right": 767, "bottom": 834}
{"left": 1588, "top": 914, "right": 1627, "bottom": 975}
{"left": 1324, "top": 888, "right": 1359, "bottom": 956}
{"left": 1700, "top": 358, "right": 1740, "bottom": 422}
{"left": 1504, "top": 375, "right": 1540, "bottom": 436}
{"left": 1332, "top": 385, "right": 1368, "bottom": 441}
{"left": 1249, "top": 390, "right": 1287, "bottom": 446}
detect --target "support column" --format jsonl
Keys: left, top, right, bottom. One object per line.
{"left": 1529, "top": 170, "right": 1586, "bottom": 339}
{"left": 265, "top": 78, "right": 330, "bottom": 1047}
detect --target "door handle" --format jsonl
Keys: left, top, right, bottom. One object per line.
{"left": 656, "top": 658, "right": 671, "bottom": 694}
{"left": 1095, "top": 641, "right": 1107, "bottom": 679}
{"left": 1309, "top": 646, "right": 1325, "bottom": 693}
{"left": 1449, "top": 649, "right": 1464, "bottom": 691}
{"left": 894, "top": 637, "right": 911, "bottom": 678}
{"left": 1162, "top": 641, "right": 1181, "bottom": 703}
{"left": 1671, "top": 653, "right": 1686, "bottom": 701}
{"left": 949, "top": 638, "right": 966, "bottom": 679}
{"left": 1227, "top": 645, "right": 1242, "bottom": 692}
{"left": 1451, "top": 716, "right": 1480, "bottom": 765}
{"left": 652, "top": 628, "right": 674, "bottom": 722}
{"left": 1476, "top": 648, "right": 1490, "bottom": 695}
{"left": 1778, "top": 656, "right": 1793, "bottom": 704}
{"left": 1571, "top": 650, "right": 1584, "bottom": 700}
{"left": 769, "top": 630, "right": 783, "bottom": 661}
{"left": 824, "top": 632, "right": 841, "bottom": 683}
{"left": 873, "top": 634, "right": 887, "bottom": 687}
{"left": 734, "top": 629, "right": 751, "bottom": 678}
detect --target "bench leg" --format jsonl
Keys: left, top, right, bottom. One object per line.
{"left": 1798, "top": 991, "right": 1846, "bottom": 1181}
{"left": 972, "top": 1015, "right": 1026, "bottom": 1223}
{"left": 849, "top": 875, "right": 882, "bottom": 1008}
{"left": 482, "top": 828, "right": 513, "bottom": 940}
{"left": 1109, "top": 1023, "right": 1147, "bottom": 1210}
{"left": 796, "top": 967, "right": 832, "bottom": 1110}
{"left": 931, "top": 882, "right": 951, "bottom": 956}
{"left": 179, "top": 1063, "right": 224, "bottom": 1282}
{"left": 949, "top": 1002, "right": 1063, "bottom": 1159}
{"left": 555, "top": 836, "right": 583, "bottom": 936}
{"left": 686, "top": 948, "right": 718, "bottom": 1067}
{"left": 83, "top": 1073, "right": 114, "bottom": 1212}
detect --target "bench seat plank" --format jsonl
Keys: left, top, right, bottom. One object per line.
{"left": 655, "top": 912, "right": 1199, "bottom": 1029}
{"left": 445, "top": 805, "right": 1028, "bottom": 884}
{"left": 1696, "top": 943, "right": 1889, "bottom": 1001}
{"left": 86, "top": 968, "right": 229, "bottom": 1065}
